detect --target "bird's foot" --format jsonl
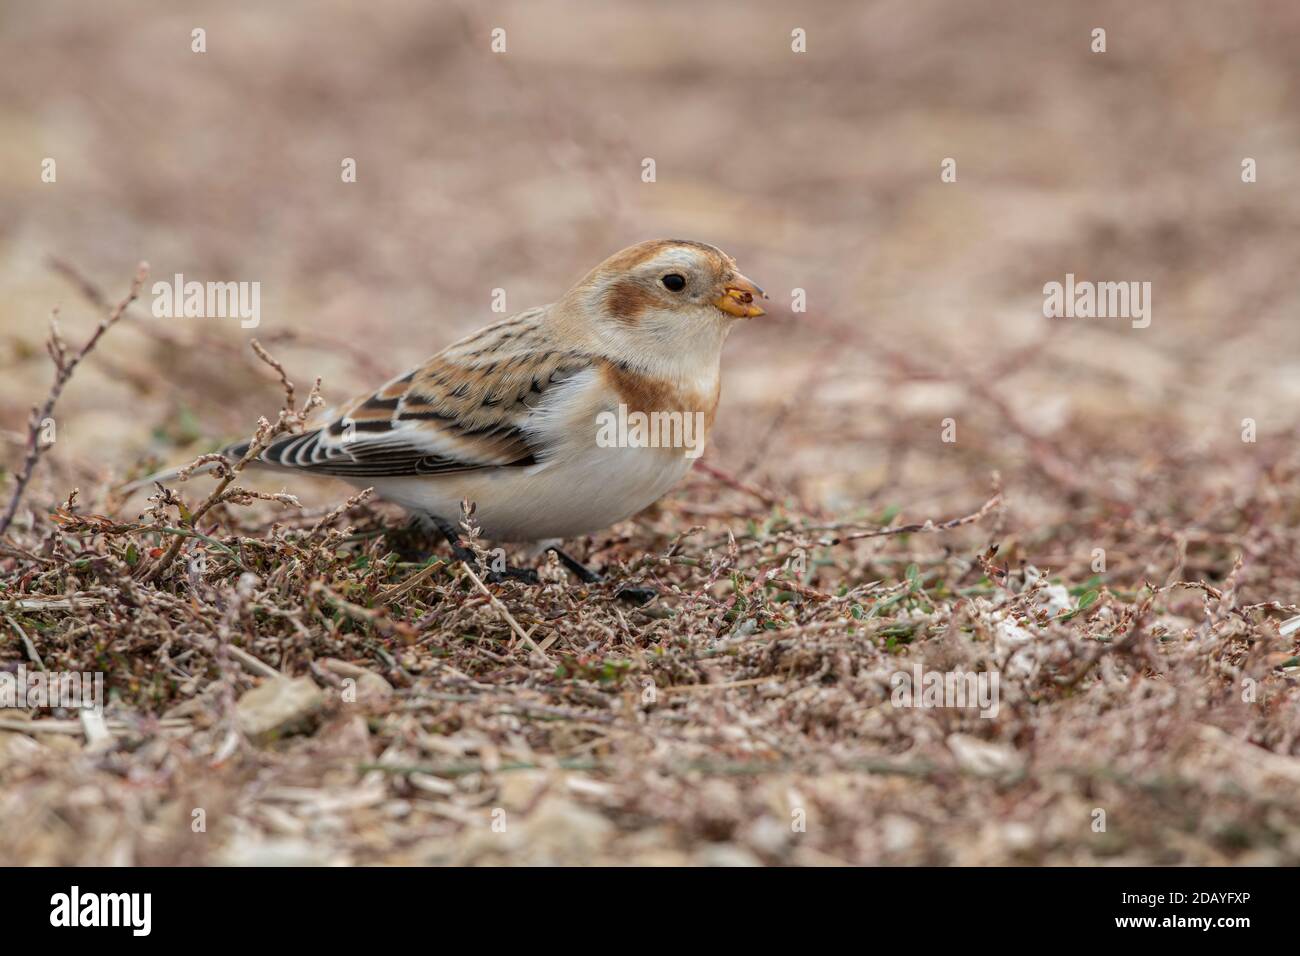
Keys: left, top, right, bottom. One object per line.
{"left": 549, "top": 547, "right": 655, "bottom": 604}
{"left": 426, "top": 518, "right": 645, "bottom": 596}
{"left": 613, "top": 585, "right": 656, "bottom": 605}
{"left": 444, "top": 541, "right": 539, "bottom": 584}
{"left": 486, "top": 564, "right": 541, "bottom": 585}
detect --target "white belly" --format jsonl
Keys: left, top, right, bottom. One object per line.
{"left": 364, "top": 443, "right": 695, "bottom": 542}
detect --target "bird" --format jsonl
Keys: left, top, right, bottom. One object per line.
{"left": 132, "top": 239, "right": 767, "bottom": 592}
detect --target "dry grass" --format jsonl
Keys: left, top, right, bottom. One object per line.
{"left": 2, "top": 0, "right": 1300, "bottom": 865}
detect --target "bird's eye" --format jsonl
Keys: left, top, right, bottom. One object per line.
{"left": 661, "top": 273, "right": 686, "bottom": 292}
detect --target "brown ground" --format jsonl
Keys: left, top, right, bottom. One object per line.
{"left": 1, "top": 0, "right": 1299, "bottom": 865}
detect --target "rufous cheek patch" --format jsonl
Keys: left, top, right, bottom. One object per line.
{"left": 604, "top": 278, "right": 658, "bottom": 325}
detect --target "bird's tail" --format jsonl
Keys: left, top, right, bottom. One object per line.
{"left": 118, "top": 439, "right": 257, "bottom": 496}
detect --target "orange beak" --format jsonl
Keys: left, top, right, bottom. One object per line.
{"left": 712, "top": 272, "right": 767, "bottom": 318}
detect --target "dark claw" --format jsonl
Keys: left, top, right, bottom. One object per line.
{"left": 427, "top": 516, "right": 535, "bottom": 583}
{"left": 548, "top": 546, "right": 654, "bottom": 603}
{"left": 487, "top": 565, "right": 540, "bottom": 585}
{"left": 448, "top": 545, "right": 538, "bottom": 585}
{"left": 423, "top": 519, "right": 642, "bottom": 596}
{"left": 615, "top": 586, "right": 657, "bottom": 605}
{"left": 548, "top": 547, "right": 602, "bottom": 584}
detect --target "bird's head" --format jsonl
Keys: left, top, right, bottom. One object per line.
{"left": 559, "top": 240, "right": 767, "bottom": 361}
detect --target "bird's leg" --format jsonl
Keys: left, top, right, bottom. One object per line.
{"left": 430, "top": 516, "right": 539, "bottom": 585}
{"left": 547, "top": 547, "right": 602, "bottom": 583}
{"left": 547, "top": 546, "right": 656, "bottom": 605}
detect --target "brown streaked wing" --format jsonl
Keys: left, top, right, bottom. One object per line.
{"left": 254, "top": 317, "right": 593, "bottom": 478}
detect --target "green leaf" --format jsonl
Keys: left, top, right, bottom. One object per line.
{"left": 1068, "top": 575, "right": 1104, "bottom": 596}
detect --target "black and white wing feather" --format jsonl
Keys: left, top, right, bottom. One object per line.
{"left": 232, "top": 309, "right": 594, "bottom": 479}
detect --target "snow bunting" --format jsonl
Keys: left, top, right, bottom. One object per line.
{"left": 138, "top": 239, "right": 766, "bottom": 581}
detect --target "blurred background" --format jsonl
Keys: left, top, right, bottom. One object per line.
{"left": 1, "top": 0, "right": 1298, "bottom": 573}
